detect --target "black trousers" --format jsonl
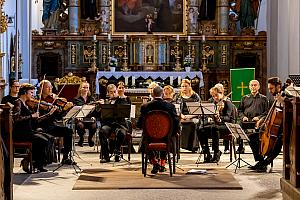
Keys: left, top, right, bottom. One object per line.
{"left": 99, "top": 125, "right": 126, "bottom": 159}
{"left": 248, "top": 131, "right": 283, "bottom": 166}
{"left": 76, "top": 120, "right": 97, "bottom": 139}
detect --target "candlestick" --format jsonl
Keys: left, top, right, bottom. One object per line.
{"left": 170, "top": 76, "right": 173, "bottom": 86}
{"left": 124, "top": 34, "right": 127, "bottom": 40}
{"left": 176, "top": 34, "right": 179, "bottom": 41}
{"left": 132, "top": 76, "right": 135, "bottom": 87}
{"left": 178, "top": 76, "right": 181, "bottom": 86}
{"left": 108, "top": 34, "right": 111, "bottom": 40}
{"left": 188, "top": 36, "right": 191, "bottom": 41}
{"left": 202, "top": 35, "right": 206, "bottom": 42}
{"left": 125, "top": 76, "right": 129, "bottom": 86}
{"left": 93, "top": 34, "right": 97, "bottom": 41}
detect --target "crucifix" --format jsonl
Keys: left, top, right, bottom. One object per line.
{"left": 237, "top": 82, "right": 248, "bottom": 96}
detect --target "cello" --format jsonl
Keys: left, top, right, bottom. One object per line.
{"left": 259, "top": 94, "right": 284, "bottom": 157}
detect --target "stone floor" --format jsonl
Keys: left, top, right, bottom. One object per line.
{"left": 13, "top": 144, "right": 283, "bottom": 200}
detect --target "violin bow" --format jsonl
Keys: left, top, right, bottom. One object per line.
{"left": 56, "top": 82, "right": 67, "bottom": 97}
{"left": 37, "top": 74, "right": 46, "bottom": 113}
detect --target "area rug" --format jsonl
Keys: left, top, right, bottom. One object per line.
{"left": 73, "top": 168, "right": 242, "bottom": 190}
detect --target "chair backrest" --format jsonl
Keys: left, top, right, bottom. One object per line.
{"left": 55, "top": 72, "right": 86, "bottom": 101}
{"left": 142, "top": 110, "right": 173, "bottom": 140}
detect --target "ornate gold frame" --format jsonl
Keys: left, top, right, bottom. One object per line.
{"left": 111, "top": 0, "right": 187, "bottom": 36}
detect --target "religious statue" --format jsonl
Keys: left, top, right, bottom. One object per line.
{"left": 145, "top": 14, "right": 154, "bottom": 33}
{"left": 42, "top": 0, "right": 63, "bottom": 29}
{"left": 145, "top": 44, "right": 154, "bottom": 64}
{"left": 81, "top": 0, "right": 100, "bottom": 20}
{"left": 83, "top": 46, "right": 94, "bottom": 63}
{"left": 188, "top": 7, "right": 199, "bottom": 33}
{"left": 237, "top": 0, "right": 261, "bottom": 29}
{"left": 202, "top": 45, "right": 214, "bottom": 64}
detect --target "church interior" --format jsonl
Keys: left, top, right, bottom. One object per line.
{"left": 0, "top": 0, "right": 300, "bottom": 200}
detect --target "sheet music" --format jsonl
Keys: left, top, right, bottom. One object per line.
{"left": 63, "top": 106, "right": 81, "bottom": 120}
{"left": 174, "top": 103, "right": 181, "bottom": 115}
{"left": 76, "top": 105, "right": 95, "bottom": 118}
{"left": 130, "top": 105, "right": 136, "bottom": 118}
{"left": 186, "top": 102, "right": 215, "bottom": 115}
{"left": 285, "top": 86, "right": 300, "bottom": 97}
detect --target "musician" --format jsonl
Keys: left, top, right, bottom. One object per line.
{"left": 99, "top": 83, "right": 130, "bottom": 163}
{"left": 115, "top": 81, "right": 131, "bottom": 104}
{"left": 37, "top": 80, "right": 74, "bottom": 165}
{"left": 1, "top": 80, "right": 20, "bottom": 104}
{"left": 174, "top": 79, "right": 200, "bottom": 152}
{"left": 12, "top": 84, "right": 56, "bottom": 172}
{"left": 163, "top": 85, "right": 176, "bottom": 103}
{"left": 73, "top": 82, "right": 97, "bottom": 147}
{"left": 249, "top": 77, "right": 284, "bottom": 172}
{"left": 237, "top": 80, "right": 269, "bottom": 153}
{"left": 142, "top": 81, "right": 159, "bottom": 104}
{"left": 137, "top": 86, "right": 180, "bottom": 174}
{"left": 197, "top": 86, "right": 234, "bottom": 163}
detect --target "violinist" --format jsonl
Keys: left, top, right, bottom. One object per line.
{"left": 12, "top": 84, "right": 55, "bottom": 173}
{"left": 1, "top": 80, "right": 20, "bottom": 104}
{"left": 142, "top": 81, "right": 158, "bottom": 104}
{"left": 197, "top": 86, "right": 234, "bottom": 163}
{"left": 174, "top": 79, "right": 200, "bottom": 152}
{"left": 37, "top": 80, "right": 74, "bottom": 165}
{"left": 237, "top": 80, "right": 269, "bottom": 154}
{"left": 163, "top": 85, "right": 176, "bottom": 103}
{"left": 99, "top": 83, "right": 129, "bottom": 163}
{"left": 115, "top": 81, "right": 131, "bottom": 104}
{"left": 72, "top": 82, "right": 97, "bottom": 147}
{"left": 249, "top": 77, "right": 284, "bottom": 172}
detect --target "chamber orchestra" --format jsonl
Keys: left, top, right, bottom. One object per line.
{"left": 1, "top": 76, "right": 292, "bottom": 174}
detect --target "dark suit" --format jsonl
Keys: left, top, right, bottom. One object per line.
{"left": 137, "top": 97, "right": 180, "bottom": 135}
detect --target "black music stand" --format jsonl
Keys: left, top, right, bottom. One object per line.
{"left": 289, "top": 75, "right": 300, "bottom": 86}
{"left": 225, "top": 122, "right": 252, "bottom": 173}
{"left": 100, "top": 104, "right": 131, "bottom": 164}
{"left": 185, "top": 102, "right": 216, "bottom": 165}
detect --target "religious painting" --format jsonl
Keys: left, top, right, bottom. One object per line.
{"left": 83, "top": 45, "right": 95, "bottom": 63}
{"left": 112, "top": 0, "right": 187, "bottom": 35}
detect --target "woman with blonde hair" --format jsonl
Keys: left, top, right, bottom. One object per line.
{"left": 175, "top": 79, "right": 200, "bottom": 151}
{"left": 73, "top": 81, "right": 97, "bottom": 147}
{"left": 163, "top": 85, "right": 175, "bottom": 103}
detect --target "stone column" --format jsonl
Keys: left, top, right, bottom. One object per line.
{"left": 69, "top": 0, "right": 80, "bottom": 35}
{"left": 217, "top": 0, "right": 229, "bottom": 35}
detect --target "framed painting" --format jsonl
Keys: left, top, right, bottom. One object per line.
{"left": 112, "top": 0, "right": 187, "bottom": 35}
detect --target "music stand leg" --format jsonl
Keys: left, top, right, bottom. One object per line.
{"left": 52, "top": 152, "right": 82, "bottom": 174}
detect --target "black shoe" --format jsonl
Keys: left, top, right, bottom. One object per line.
{"left": 151, "top": 164, "right": 160, "bottom": 174}
{"left": 78, "top": 137, "right": 84, "bottom": 147}
{"left": 61, "top": 158, "right": 76, "bottom": 165}
{"left": 88, "top": 140, "right": 94, "bottom": 147}
{"left": 159, "top": 166, "right": 167, "bottom": 172}
{"left": 236, "top": 148, "right": 245, "bottom": 154}
{"left": 115, "top": 155, "right": 120, "bottom": 162}
{"left": 255, "top": 165, "right": 267, "bottom": 173}
{"left": 100, "top": 158, "right": 110, "bottom": 163}
{"left": 248, "top": 162, "right": 261, "bottom": 170}
{"left": 211, "top": 151, "right": 222, "bottom": 163}
{"left": 37, "top": 167, "right": 48, "bottom": 172}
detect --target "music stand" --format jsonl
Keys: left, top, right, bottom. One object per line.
{"left": 99, "top": 104, "right": 131, "bottom": 164}
{"left": 225, "top": 122, "right": 252, "bottom": 173}
{"left": 185, "top": 102, "right": 216, "bottom": 165}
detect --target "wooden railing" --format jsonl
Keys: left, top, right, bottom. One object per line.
{"left": 281, "top": 97, "right": 300, "bottom": 200}
{"left": 0, "top": 103, "right": 14, "bottom": 200}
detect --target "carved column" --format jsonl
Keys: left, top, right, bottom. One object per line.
{"left": 217, "top": 0, "right": 229, "bottom": 35}
{"left": 0, "top": 0, "right": 7, "bottom": 101}
{"left": 69, "top": 0, "right": 80, "bottom": 35}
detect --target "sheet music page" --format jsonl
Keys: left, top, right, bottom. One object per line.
{"left": 174, "top": 103, "right": 181, "bottom": 115}
{"left": 64, "top": 106, "right": 81, "bottom": 119}
{"left": 76, "top": 105, "right": 95, "bottom": 118}
{"left": 130, "top": 105, "right": 136, "bottom": 118}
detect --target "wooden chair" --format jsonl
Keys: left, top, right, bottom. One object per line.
{"left": 54, "top": 72, "right": 86, "bottom": 101}
{"left": 13, "top": 142, "right": 33, "bottom": 173}
{"left": 141, "top": 110, "right": 176, "bottom": 177}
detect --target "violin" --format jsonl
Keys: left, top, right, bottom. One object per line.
{"left": 26, "top": 98, "right": 54, "bottom": 112}
{"left": 43, "top": 94, "right": 73, "bottom": 111}
{"left": 215, "top": 100, "right": 225, "bottom": 123}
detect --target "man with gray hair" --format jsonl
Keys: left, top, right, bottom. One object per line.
{"left": 137, "top": 86, "right": 180, "bottom": 174}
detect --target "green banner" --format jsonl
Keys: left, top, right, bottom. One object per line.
{"left": 230, "top": 68, "right": 255, "bottom": 102}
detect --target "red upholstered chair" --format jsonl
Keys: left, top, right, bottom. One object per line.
{"left": 141, "top": 110, "right": 176, "bottom": 177}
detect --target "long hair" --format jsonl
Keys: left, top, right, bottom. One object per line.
{"left": 180, "top": 79, "right": 194, "bottom": 96}
{"left": 76, "top": 81, "right": 91, "bottom": 98}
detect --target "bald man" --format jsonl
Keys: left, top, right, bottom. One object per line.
{"left": 237, "top": 80, "right": 269, "bottom": 153}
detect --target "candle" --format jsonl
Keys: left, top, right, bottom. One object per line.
{"left": 124, "top": 34, "right": 127, "bottom": 40}
{"left": 202, "top": 35, "right": 206, "bottom": 42}
{"left": 108, "top": 34, "right": 111, "bottom": 40}
{"left": 170, "top": 76, "right": 173, "bottom": 86}
{"left": 178, "top": 76, "right": 181, "bottom": 85}
{"left": 188, "top": 36, "right": 191, "bottom": 41}
{"left": 132, "top": 76, "right": 135, "bottom": 86}
{"left": 93, "top": 35, "right": 97, "bottom": 41}
{"left": 176, "top": 34, "right": 179, "bottom": 41}
{"left": 125, "top": 76, "right": 129, "bottom": 86}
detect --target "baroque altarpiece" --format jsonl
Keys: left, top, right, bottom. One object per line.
{"left": 31, "top": 0, "right": 267, "bottom": 100}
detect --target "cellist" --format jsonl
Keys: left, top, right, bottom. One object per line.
{"left": 249, "top": 77, "right": 285, "bottom": 172}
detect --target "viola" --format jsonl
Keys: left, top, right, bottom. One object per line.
{"left": 43, "top": 94, "right": 73, "bottom": 111}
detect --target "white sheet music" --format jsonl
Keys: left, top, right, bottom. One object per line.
{"left": 63, "top": 106, "right": 81, "bottom": 120}
{"left": 76, "top": 105, "right": 95, "bottom": 118}
{"left": 174, "top": 103, "right": 181, "bottom": 115}
{"left": 130, "top": 105, "right": 136, "bottom": 118}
